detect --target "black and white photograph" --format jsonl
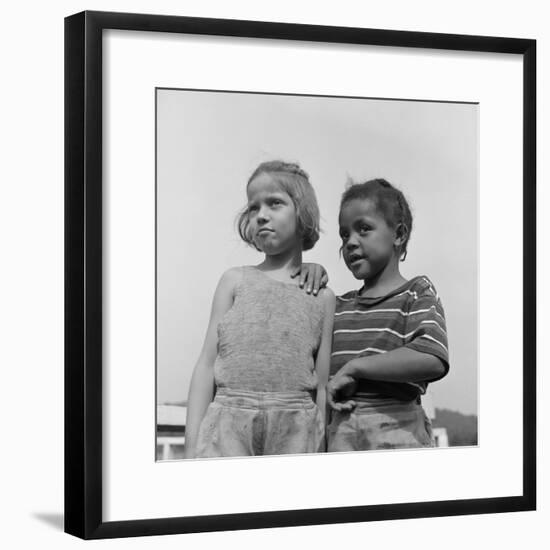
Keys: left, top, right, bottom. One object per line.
{"left": 60, "top": 8, "right": 536, "bottom": 541}
{"left": 155, "top": 89, "right": 479, "bottom": 461}
{"left": 2, "top": 0, "right": 545, "bottom": 546}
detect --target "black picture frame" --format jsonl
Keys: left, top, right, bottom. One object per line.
{"left": 64, "top": 10, "right": 536, "bottom": 540}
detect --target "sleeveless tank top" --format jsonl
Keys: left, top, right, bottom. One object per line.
{"left": 213, "top": 266, "right": 325, "bottom": 392}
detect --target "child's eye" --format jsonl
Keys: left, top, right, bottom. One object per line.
{"left": 270, "top": 199, "right": 283, "bottom": 206}
{"left": 359, "top": 225, "right": 371, "bottom": 234}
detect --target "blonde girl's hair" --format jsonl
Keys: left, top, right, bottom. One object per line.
{"left": 237, "top": 160, "right": 321, "bottom": 252}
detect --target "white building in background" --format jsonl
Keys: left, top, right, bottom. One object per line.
{"left": 422, "top": 388, "right": 449, "bottom": 447}
{"left": 432, "top": 426, "right": 449, "bottom": 447}
{"left": 157, "top": 403, "right": 187, "bottom": 460}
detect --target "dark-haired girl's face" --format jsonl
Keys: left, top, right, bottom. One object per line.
{"left": 339, "top": 198, "right": 399, "bottom": 281}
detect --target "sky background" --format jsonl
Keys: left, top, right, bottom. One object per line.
{"left": 156, "top": 89, "right": 478, "bottom": 415}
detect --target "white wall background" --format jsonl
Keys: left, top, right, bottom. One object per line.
{"left": 0, "top": 1, "right": 547, "bottom": 549}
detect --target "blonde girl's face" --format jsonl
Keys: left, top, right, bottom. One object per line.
{"left": 246, "top": 172, "right": 299, "bottom": 255}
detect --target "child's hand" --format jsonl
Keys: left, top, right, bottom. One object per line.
{"left": 327, "top": 374, "right": 358, "bottom": 412}
{"left": 291, "top": 263, "right": 328, "bottom": 296}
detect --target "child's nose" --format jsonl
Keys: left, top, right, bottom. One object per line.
{"left": 345, "top": 234, "right": 359, "bottom": 249}
{"left": 257, "top": 205, "right": 269, "bottom": 221}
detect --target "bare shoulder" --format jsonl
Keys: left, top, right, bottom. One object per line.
{"left": 216, "top": 266, "right": 244, "bottom": 294}
{"left": 317, "top": 286, "right": 336, "bottom": 311}
{"left": 220, "top": 266, "right": 245, "bottom": 282}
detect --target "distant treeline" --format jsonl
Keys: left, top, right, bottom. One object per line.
{"left": 433, "top": 408, "right": 478, "bottom": 446}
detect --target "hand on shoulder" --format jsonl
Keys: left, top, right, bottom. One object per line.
{"left": 290, "top": 262, "right": 329, "bottom": 295}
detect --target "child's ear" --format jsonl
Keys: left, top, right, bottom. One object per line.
{"left": 393, "top": 223, "right": 408, "bottom": 247}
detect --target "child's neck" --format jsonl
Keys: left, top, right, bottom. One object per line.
{"left": 360, "top": 264, "right": 407, "bottom": 298}
{"left": 257, "top": 247, "right": 302, "bottom": 281}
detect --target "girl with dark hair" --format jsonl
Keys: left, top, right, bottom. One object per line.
{"left": 326, "top": 178, "right": 449, "bottom": 451}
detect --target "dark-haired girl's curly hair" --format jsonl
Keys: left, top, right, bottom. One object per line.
{"left": 340, "top": 178, "right": 413, "bottom": 260}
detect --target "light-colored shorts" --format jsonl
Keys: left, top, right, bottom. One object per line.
{"left": 327, "top": 399, "right": 433, "bottom": 452}
{"left": 195, "top": 388, "right": 325, "bottom": 458}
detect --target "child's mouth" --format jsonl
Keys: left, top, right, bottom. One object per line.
{"left": 348, "top": 255, "right": 365, "bottom": 267}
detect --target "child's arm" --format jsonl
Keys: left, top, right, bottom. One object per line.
{"left": 313, "top": 287, "right": 336, "bottom": 424}
{"left": 327, "top": 349, "right": 445, "bottom": 412}
{"left": 334, "top": 347, "right": 446, "bottom": 384}
{"left": 183, "top": 268, "right": 240, "bottom": 459}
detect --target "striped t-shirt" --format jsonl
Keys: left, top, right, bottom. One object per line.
{"left": 331, "top": 276, "right": 449, "bottom": 402}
